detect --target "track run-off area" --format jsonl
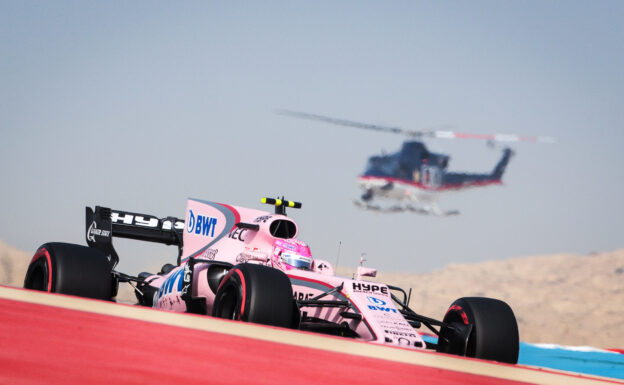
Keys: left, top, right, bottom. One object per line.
{"left": 0, "top": 286, "right": 621, "bottom": 385}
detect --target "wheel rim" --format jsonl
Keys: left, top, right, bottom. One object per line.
{"left": 438, "top": 311, "right": 472, "bottom": 356}
{"left": 216, "top": 286, "right": 240, "bottom": 320}
{"left": 25, "top": 262, "right": 49, "bottom": 292}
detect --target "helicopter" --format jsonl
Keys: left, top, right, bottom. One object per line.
{"left": 277, "top": 110, "right": 555, "bottom": 216}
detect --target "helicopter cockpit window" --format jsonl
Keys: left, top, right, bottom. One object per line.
{"left": 269, "top": 219, "right": 297, "bottom": 239}
{"left": 379, "top": 157, "right": 399, "bottom": 176}
{"left": 364, "top": 155, "right": 400, "bottom": 177}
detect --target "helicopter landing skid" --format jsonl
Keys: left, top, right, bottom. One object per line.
{"left": 352, "top": 200, "right": 459, "bottom": 216}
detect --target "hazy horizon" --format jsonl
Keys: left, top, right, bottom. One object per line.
{"left": 2, "top": 1, "right": 623, "bottom": 275}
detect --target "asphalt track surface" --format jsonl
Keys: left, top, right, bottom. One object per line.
{"left": 1, "top": 286, "right": 622, "bottom": 385}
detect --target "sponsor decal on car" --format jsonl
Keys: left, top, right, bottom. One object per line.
{"left": 253, "top": 215, "right": 272, "bottom": 223}
{"left": 384, "top": 329, "right": 418, "bottom": 338}
{"left": 186, "top": 210, "right": 217, "bottom": 237}
{"left": 293, "top": 291, "right": 316, "bottom": 301}
{"left": 227, "top": 227, "right": 248, "bottom": 242}
{"left": 181, "top": 263, "right": 192, "bottom": 297}
{"left": 367, "top": 296, "right": 387, "bottom": 305}
{"left": 156, "top": 269, "right": 184, "bottom": 300}
{"left": 198, "top": 248, "right": 218, "bottom": 260}
{"left": 368, "top": 305, "right": 399, "bottom": 313}
{"left": 352, "top": 282, "right": 389, "bottom": 295}
{"left": 110, "top": 211, "right": 184, "bottom": 230}
{"left": 377, "top": 318, "right": 418, "bottom": 333}
{"left": 86, "top": 221, "right": 110, "bottom": 242}
{"left": 367, "top": 296, "right": 398, "bottom": 313}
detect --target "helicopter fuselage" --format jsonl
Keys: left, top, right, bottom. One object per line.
{"left": 355, "top": 141, "right": 512, "bottom": 215}
{"left": 277, "top": 110, "right": 548, "bottom": 216}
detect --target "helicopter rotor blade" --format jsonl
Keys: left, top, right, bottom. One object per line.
{"left": 275, "top": 109, "right": 422, "bottom": 137}
{"left": 430, "top": 131, "right": 557, "bottom": 143}
{"left": 276, "top": 109, "right": 556, "bottom": 144}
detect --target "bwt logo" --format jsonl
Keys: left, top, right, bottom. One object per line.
{"left": 157, "top": 268, "right": 184, "bottom": 299}
{"left": 367, "top": 296, "right": 387, "bottom": 306}
{"left": 187, "top": 210, "right": 218, "bottom": 237}
{"left": 367, "top": 296, "right": 398, "bottom": 313}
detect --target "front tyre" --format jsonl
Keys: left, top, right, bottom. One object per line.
{"left": 437, "top": 297, "right": 519, "bottom": 364}
{"left": 24, "top": 242, "right": 114, "bottom": 300}
{"left": 212, "top": 264, "right": 297, "bottom": 328}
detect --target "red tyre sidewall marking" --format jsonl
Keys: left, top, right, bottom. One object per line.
{"left": 30, "top": 248, "right": 53, "bottom": 292}
{"left": 445, "top": 305, "right": 469, "bottom": 325}
{"left": 235, "top": 269, "right": 246, "bottom": 319}
{"left": 217, "top": 270, "right": 236, "bottom": 292}
{"left": 215, "top": 268, "right": 247, "bottom": 321}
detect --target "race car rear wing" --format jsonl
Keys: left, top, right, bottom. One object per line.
{"left": 86, "top": 206, "right": 184, "bottom": 268}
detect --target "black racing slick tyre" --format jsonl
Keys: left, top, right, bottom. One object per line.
{"left": 437, "top": 297, "right": 519, "bottom": 364}
{"left": 212, "top": 264, "right": 297, "bottom": 328}
{"left": 24, "top": 242, "right": 114, "bottom": 300}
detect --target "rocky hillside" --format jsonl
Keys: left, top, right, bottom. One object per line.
{"left": 2, "top": 239, "right": 622, "bottom": 347}
{"left": 0, "top": 240, "right": 30, "bottom": 287}
{"left": 367, "top": 250, "right": 624, "bottom": 348}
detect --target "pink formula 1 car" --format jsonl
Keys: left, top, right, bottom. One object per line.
{"left": 24, "top": 197, "right": 519, "bottom": 363}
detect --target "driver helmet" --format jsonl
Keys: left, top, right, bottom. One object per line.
{"left": 272, "top": 239, "right": 313, "bottom": 271}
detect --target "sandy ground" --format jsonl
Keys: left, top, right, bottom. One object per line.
{"left": 0, "top": 240, "right": 29, "bottom": 289}
{"left": 2, "top": 239, "right": 622, "bottom": 348}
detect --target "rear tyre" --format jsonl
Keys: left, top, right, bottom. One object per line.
{"left": 437, "top": 297, "right": 519, "bottom": 364}
{"left": 212, "top": 263, "right": 297, "bottom": 328}
{"left": 24, "top": 242, "right": 114, "bottom": 300}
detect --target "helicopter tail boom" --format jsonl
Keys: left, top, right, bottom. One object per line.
{"left": 491, "top": 148, "right": 514, "bottom": 180}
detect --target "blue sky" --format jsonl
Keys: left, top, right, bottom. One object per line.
{"left": 1, "top": 1, "right": 623, "bottom": 274}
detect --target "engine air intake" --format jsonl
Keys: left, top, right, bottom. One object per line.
{"left": 269, "top": 219, "right": 297, "bottom": 239}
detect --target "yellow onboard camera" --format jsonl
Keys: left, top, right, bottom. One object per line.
{"left": 261, "top": 197, "right": 302, "bottom": 215}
